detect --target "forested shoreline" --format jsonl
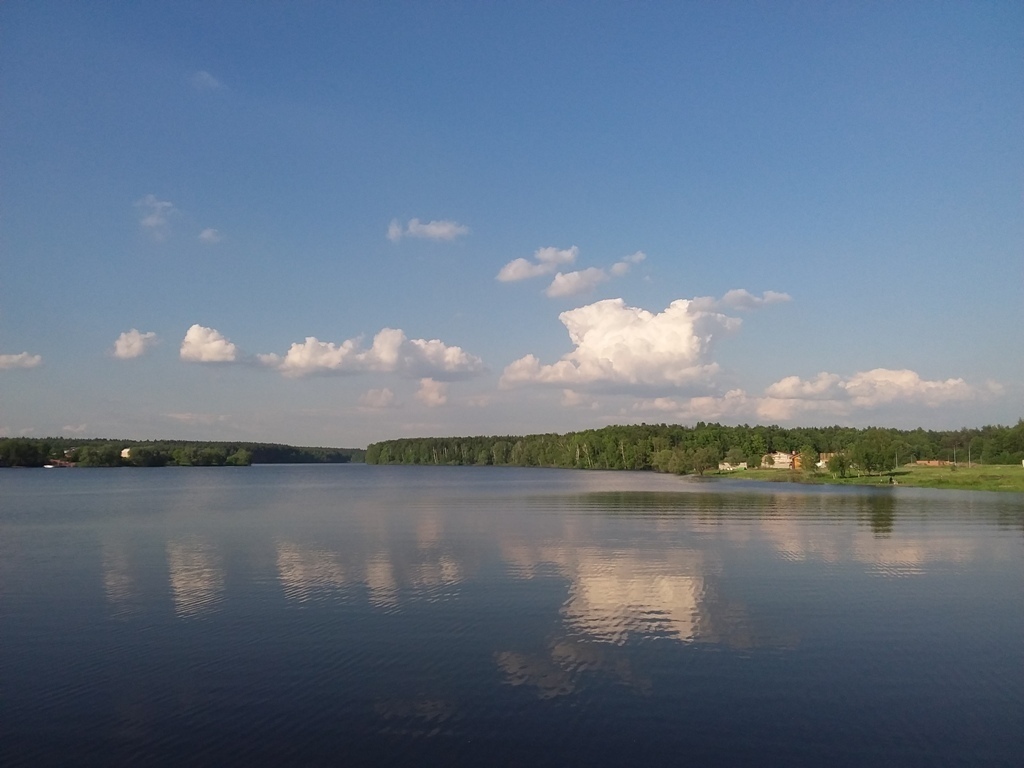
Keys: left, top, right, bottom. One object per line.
{"left": 6, "top": 420, "right": 1023, "bottom": 475}
{"left": 366, "top": 421, "right": 1024, "bottom": 475}
{"left": 0, "top": 438, "right": 365, "bottom": 468}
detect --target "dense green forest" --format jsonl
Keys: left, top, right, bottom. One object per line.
{"left": 366, "top": 420, "right": 1024, "bottom": 476}
{"left": 0, "top": 437, "right": 365, "bottom": 468}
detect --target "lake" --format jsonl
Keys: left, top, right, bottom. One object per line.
{"left": 1, "top": 465, "right": 1021, "bottom": 767}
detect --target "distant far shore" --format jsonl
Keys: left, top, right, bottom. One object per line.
{"left": 0, "top": 437, "right": 365, "bottom": 469}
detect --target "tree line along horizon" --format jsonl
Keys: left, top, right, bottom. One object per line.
{"left": 3, "top": 421, "right": 1022, "bottom": 474}
{"left": 0, "top": 438, "right": 365, "bottom": 468}
{"left": 364, "top": 420, "right": 1024, "bottom": 476}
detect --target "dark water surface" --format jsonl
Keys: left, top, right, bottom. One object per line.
{"left": 1, "top": 465, "right": 1022, "bottom": 766}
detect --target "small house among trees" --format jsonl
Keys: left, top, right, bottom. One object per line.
{"left": 761, "top": 451, "right": 795, "bottom": 469}
{"left": 718, "top": 461, "right": 748, "bottom": 471}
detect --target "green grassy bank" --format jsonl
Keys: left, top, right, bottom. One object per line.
{"left": 717, "top": 464, "right": 1024, "bottom": 493}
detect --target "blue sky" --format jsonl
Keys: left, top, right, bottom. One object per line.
{"left": 2, "top": 1, "right": 1021, "bottom": 448}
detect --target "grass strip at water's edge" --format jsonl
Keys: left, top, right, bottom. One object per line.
{"left": 710, "top": 464, "right": 1024, "bottom": 493}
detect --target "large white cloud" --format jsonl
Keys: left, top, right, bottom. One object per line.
{"left": 112, "top": 329, "right": 158, "bottom": 360}
{"left": 387, "top": 218, "right": 468, "bottom": 242}
{"left": 0, "top": 352, "right": 42, "bottom": 370}
{"left": 180, "top": 325, "right": 239, "bottom": 362}
{"left": 260, "top": 328, "right": 484, "bottom": 380}
{"left": 497, "top": 246, "right": 578, "bottom": 282}
{"left": 501, "top": 297, "right": 741, "bottom": 391}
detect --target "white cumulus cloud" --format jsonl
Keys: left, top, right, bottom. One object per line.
{"left": 634, "top": 365, "right": 983, "bottom": 424}
{"left": 497, "top": 246, "right": 578, "bottom": 282}
{"left": 415, "top": 378, "right": 448, "bottom": 407}
{"left": 0, "top": 352, "right": 43, "bottom": 370}
{"left": 261, "top": 328, "right": 484, "bottom": 380}
{"left": 764, "top": 372, "right": 842, "bottom": 400}
{"left": 112, "top": 329, "right": 158, "bottom": 360}
{"left": 841, "top": 368, "right": 973, "bottom": 407}
{"left": 198, "top": 228, "right": 222, "bottom": 244}
{"left": 754, "top": 368, "right": 978, "bottom": 420}
{"left": 501, "top": 297, "right": 741, "bottom": 392}
{"left": 387, "top": 218, "right": 468, "bottom": 242}
{"left": 545, "top": 267, "right": 609, "bottom": 298}
{"left": 180, "top": 325, "right": 239, "bottom": 363}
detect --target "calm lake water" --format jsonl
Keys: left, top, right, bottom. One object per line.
{"left": 1, "top": 465, "right": 1022, "bottom": 767}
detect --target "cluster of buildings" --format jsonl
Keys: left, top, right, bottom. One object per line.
{"left": 718, "top": 451, "right": 834, "bottom": 472}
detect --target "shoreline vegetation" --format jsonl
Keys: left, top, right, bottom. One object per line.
{"left": 718, "top": 464, "right": 1024, "bottom": 493}
{"left": 4, "top": 420, "right": 1022, "bottom": 492}
{"left": 0, "top": 438, "right": 365, "bottom": 468}
{"left": 365, "top": 421, "right": 1024, "bottom": 493}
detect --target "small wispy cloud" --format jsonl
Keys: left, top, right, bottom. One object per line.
{"left": 545, "top": 267, "right": 609, "bottom": 298}
{"left": 360, "top": 388, "right": 399, "bottom": 409}
{"left": 165, "top": 412, "right": 229, "bottom": 424}
{"left": 198, "top": 228, "right": 222, "bottom": 244}
{"left": 497, "top": 246, "right": 578, "bottom": 282}
{"left": 387, "top": 218, "right": 469, "bottom": 243}
{"left": 191, "top": 70, "right": 223, "bottom": 90}
{"left": 62, "top": 423, "right": 88, "bottom": 434}
{"left": 610, "top": 251, "right": 646, "bottom": 277}
{"left": 691, "top": 289, "right": 792, "bottom": 312}
{"left": 0, "top": 352, "right": 43, "bottom": 370}
{"left": 135, "top": 194, "right": 176, "bottom": 240}
{"left": 500, "top": 248, "right": 645, "bottom": 297}
{"left": 112, "top": 329, "right": 158, "bottom": 360}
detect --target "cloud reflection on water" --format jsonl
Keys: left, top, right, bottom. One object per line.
{"left": 276, "top": 541, "right": 348, "bottom": 602}
{"left": 272, "top": 540, "right": 464, "bottom": 608}
{"left": 497, "top": 638, "right": 653, "bottom": 700}
{"left": 501, "top": 538, "right": 706, "bottom": 644}
{"left": 166, "top": 535, "right": 224, "bottom": 618}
